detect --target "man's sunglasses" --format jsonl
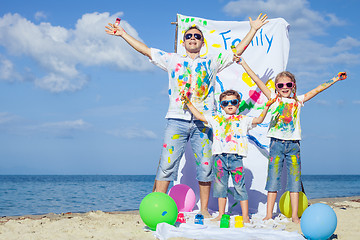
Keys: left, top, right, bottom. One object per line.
{"left": 276, "top": 82, "right": 295, "bottom": 89}
{"left": 185, "top": 33, "right": 202, "bottom": 40}
{"left": 220, "top": 99, "right": 239, "bottom": 107}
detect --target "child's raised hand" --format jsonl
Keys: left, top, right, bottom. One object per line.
{"left": 249, "top": 13, "right": 269, "bottom": 31}
{"left": 231, "top": 45, "right": 243, "bottom": 64}
{"left": 233, "top": 55, "right": 242, "bottom": 64}
{"left": 105, "top": 22, "right": 125, "bottom": 36}
{"left": 336, "top": 72, "right": 347, "bottom": 81}
{"left": 180, "top": 92, "right": 190, "bottom": 105}
{"left": 265, "top": 94, "right": 279, "bottom": 107}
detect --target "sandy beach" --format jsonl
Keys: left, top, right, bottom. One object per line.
{"left": 1, "top": 196, "right": 359, "bottom": 240}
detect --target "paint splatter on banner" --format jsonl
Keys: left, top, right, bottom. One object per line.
{"left": 175, "top": 14, "right": 290, "bottom": 214}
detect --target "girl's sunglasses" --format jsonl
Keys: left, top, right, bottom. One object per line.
{"left": 220, "top": 99, "right": 239, "bottom": 107}
{"left": 276, "top": 82, "right": 295, "bottom": 89}
{"left": 185, "top": 33, "right": 202, "bottom": 40}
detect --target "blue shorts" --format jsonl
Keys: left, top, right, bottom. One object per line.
{"left": 155, "top": 118, "right": 214, "bottom": 182}
{"left": 213, "top": 153, "right": 248, "bottom": 201}
{"left": 265, "top": 138, "right": 302, "bottom": 192}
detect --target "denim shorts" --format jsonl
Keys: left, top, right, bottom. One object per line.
{"left": 155, "top": 118, "right": 214, "bottom": 182}
{"left": 213, "top": 153, "right": 248, "bottom": 201}
{"left": 265, "top": 138, "right": 302, "bottom": 192}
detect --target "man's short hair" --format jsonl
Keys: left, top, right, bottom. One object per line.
{"left": 183, "top": 25, "right": 204, "bottom": 42}
{"left": 219, "top": 90, "right": 241, "bottom": 102}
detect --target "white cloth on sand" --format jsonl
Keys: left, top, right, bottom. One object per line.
{"left": 154, "top": 222, "right": 305, "bottom": 240}
{"left": 154, "top": 212, "right": 305, "bottom": 240}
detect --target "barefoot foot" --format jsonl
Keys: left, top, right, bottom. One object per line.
{"left": 211, "top": 214, "right": 223, "bottom": 221}
{"left": 200, "top": 210, "right": 212, "bottom": 218}
{"left": 262, "top": 215, "right": 272, "bottom": 221}
{"left": 243, "top": 216, "right": 250, "bottom": 223}
{"left": 292, "top": 216, "right": 300, "bottom": 224}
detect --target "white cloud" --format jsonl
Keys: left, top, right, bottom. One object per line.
{"left": 0, "top": 12, "right": 152, "bottom": 92}
{"left": 353, "top": 100, "right": 360, "bottom": 105}
{"left": 0, "top": 55, "right": 17, "bottom": 81}
{"left": 223, "top": 0, "right": 345, "bottom": 37}
{"left": 84, "top": 97, "right": 152, "bottom": 116}
{"left": 0, "top": 114, "right": 91, "bottom": 137}
{"left": 27, "top": 119, "right": 91, "bottom": 138}
{"left": 38, "top": 119, "right": 90, "bottom": 130}
{"left": 107, "top": 127, "right": 157, "bottom": 140}
{"left": 334, "top": 36, "right": 360, "bottom": 51}
{"left": 313, "top": 99, "right": 329, "bottom": 105}
{"left": 35, "top": 72, "right": 88, "bottom": 92}
{"left": 34, "top": 11, "right": 47, "bottom": 21}
{"left": 0, "top": 112, "right": 17, "bottom": 124}
{"left": 222, "top": 0, "right": 360, "bottom": 83}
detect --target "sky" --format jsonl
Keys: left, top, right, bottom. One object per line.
{"left": 0, "top": 0, "right": 359, "bottom": 175}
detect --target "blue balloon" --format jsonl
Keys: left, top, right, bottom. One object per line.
{"left": 300, "top": 203, "right": 337, "bottom": 240}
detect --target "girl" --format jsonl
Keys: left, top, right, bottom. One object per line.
{"left": 238, "top": 57, "right": 346, "bottom": 223}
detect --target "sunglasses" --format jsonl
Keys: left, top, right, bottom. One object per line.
{"left": 185, "top": 33, "right": 202, "bottom": 40}
{"left": 276, "top": 82, "right": 295, "bottom": 89}
{"left": 220, "top": 99, "right": 239, "bottom": 107}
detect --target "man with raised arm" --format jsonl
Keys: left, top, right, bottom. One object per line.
{"left": 105, "top": 14, "right": 268, "bottom": 217}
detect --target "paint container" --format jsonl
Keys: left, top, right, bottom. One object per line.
{"left": 231, "top": 45, "right": 237, "bottom": 54}
{"left": 114, "top": 18, "right": 121, "bottom": 26}
{"left": 176, "top": 213, "right": 186, "bottom": 223}
{"left": 235, "top": 216, "right": 244, "bottom": 228}
{"left": 220, "top": 214, "right": 230, "bottom": 228}
{"left": 194, "top": 214, "right": 204, "bottom": 225}
{"left": 114, "top": 18, "right": 121, "bottom": 33}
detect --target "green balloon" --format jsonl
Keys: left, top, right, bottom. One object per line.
{"left": 139, "top": 192, "right": 178, "bottom": 230}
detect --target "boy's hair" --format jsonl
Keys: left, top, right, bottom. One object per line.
{"left": 219, "top": 90, "right": 241, "bottom": 102}
{"left": 183, "top": 25, "right": 204, "bottom": 42}
{"left": 275, "top": 71, "right": 298, "bottom": 101}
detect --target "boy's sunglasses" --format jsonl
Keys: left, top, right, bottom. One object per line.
{"left": 220, "top": 99, "right": 239, "bottom": 107}
{"left": 276, "top": 82, "right": 295, "bottom": 89}
{"left": 185, "top": 33, "right": 202, "bottom": 40}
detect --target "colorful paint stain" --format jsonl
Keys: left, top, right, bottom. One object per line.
{"left": 172, "top": 58, "right": 217, "bottom": 107}
{"left": 180, "top": 17, "right": 207, "bottom": 26}
{"left": 270, "top": 155, "right": 281, "bottom": 175}
{"left": 212, "top": 115, "right": 247, "bottom": 147}
{"left": 249, "top": 90, "right": 263, "bottom": 104}
{"left": 270, "top": 101, "right": 299, "bottom": 133}
{"left": 242, "top": 72, "right": 255, "bottom": 87}
{"left": 172, "top": 134, "right": 181, "bottom": 139}
{"left": 163, "top": 143, "right": 175, "bottom": 163}
{"left": 265, "top": 79, "right": 275, "bottom": 91}
{"left": 290, "top": 155, "right": 300, "bottom": 181}
{"left": 215, "top": 158, "right": 224, "bottom": 180}
{"left": 231, "top": 166, "right": 243, "bottom": 183}
{"left": 238, "top": 100, "right": 254, "bottom": 113}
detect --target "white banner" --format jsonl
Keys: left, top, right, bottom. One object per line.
{"left": 175, "top": 14, "right": 290, "bottom": 214}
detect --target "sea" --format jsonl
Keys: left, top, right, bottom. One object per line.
{"left": 0, "top": 175, "right": 359, "bottom": 217}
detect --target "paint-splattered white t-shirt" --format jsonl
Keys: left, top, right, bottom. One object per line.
{"left": 267, "top": 92, "right": 305, "bottom": 140}
{"left": 150, "top": 48, "right": 234, "bottom": 120}
{"left": 205, "top": 114, "right": 254, "bottom": 156}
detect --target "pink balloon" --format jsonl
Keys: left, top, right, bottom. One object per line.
{"left": 168, "top": 184, "right": 196, "bottom": 212}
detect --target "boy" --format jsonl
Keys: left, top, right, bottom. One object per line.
{"left": 182, "top": 90, "right": 274, "bottom": 222}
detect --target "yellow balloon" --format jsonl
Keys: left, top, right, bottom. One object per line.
{"left": 279, "top": 191, "right": 308, "bottom": 218}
